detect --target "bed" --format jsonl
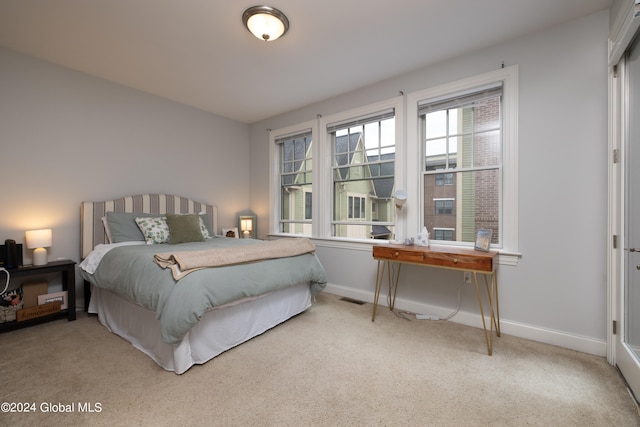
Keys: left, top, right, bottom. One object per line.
{"left": 79, "top": 194, "right": 327, "bottom": 374}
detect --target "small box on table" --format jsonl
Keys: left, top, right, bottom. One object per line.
{"left": 22, "top": 281, "right": 48, "bottom": 308}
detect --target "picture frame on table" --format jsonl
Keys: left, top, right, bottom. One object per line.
{"left": 474, "top": 229, "right": 492, "bottom": 252}
{"left": 38, "top": 290, "right": 68, "bottom": 310}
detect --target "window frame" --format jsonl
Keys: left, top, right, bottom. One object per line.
{"left": 268, "top": 68, "right": 518, "bottom": 265}
{"left": 319, "top": 97, "right": 405, "bottom": 241}
{"left": 347, "top": 194, "right": 367, "bottom": 219}
{"left": 407, "top": 65, "right": 519, "bottom": 264}
{"left": 269, "top": 120, "right": 318, "bottom": 237}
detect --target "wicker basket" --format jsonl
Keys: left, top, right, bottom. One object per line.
{"left": 0, "top": 302, "right": 23, "bottom": 323}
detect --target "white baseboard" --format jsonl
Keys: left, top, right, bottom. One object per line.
{"left": 324, "top": 283, "right": 607, "bottom": 357}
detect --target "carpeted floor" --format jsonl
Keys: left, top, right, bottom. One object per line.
{"left": 1, "top": 292, "right": 639, "bottom": 426}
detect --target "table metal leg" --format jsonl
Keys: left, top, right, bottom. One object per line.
{"left": 493, "top": 273, "right": 501, "bottom": 336}
{"left": 473, "top": 272, "right": 493, "bottom": 355}
{"left": 372, "top": 261, "right": 402, "bottom": 321}
{"left": 388, "top": 262, "right": 401, "bottom": 311}
{"left": 484, "top": 272, "right": 500, "bottom": 337}
{"left": 371, "top": 260, "right": 385, "bottom": 321}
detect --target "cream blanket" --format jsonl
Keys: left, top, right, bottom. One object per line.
{"left": 154, "top": 238, "right": 316, "bottom": 280}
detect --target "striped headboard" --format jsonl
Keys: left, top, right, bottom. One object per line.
{"left": 80, "top": 194, "right": 218, "bottom": 259}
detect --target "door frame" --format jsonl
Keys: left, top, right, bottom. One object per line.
{"left": 608, "top": 0, "right": 640, "bottom": 397}
{"left": 608, "top": 52, "right": 620, "bottom": 367}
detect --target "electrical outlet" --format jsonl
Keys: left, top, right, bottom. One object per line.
{"left": 463, "top": 272, "right": 472, "bottom": 284}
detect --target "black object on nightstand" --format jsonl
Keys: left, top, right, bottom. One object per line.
{"left": 0, "top": 259, "right": 76, "bottom": 332}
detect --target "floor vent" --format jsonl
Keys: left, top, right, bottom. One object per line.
{"left": 340, "top": 297, "right": 365, "bottom": 305}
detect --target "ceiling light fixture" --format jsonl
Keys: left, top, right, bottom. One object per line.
{"left": 242, "top": 5, "right": 289, "bottom": 42}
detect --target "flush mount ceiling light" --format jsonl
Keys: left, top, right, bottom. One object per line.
{"left": 242, "top": 5, "right": 289, "bottom": 41}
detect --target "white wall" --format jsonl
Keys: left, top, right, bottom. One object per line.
{"left": 0, "top": 47, "right": 250, "bottom": 304}
{"left": 249, "top": 11, "right": 610, "bottom": 355}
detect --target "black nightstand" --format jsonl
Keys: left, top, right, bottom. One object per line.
{"left": 0, "top": 259, "right": 76, "bottom": 332}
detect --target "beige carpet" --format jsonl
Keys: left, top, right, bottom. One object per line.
{"left": 1, "top": 292, "right": 639, "bottom": 426}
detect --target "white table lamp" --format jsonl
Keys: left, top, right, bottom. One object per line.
{"left": 26, "top": 228, "right": 52, "bottom": 266}
{"left": 240, "top": 219, "right": 253, "bottom": 239}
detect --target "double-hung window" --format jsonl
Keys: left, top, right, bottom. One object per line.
{"left": 275, "top": 129, "right": 313, "bottom": 235}
{"left": 327, "top": 108, "right": 396, "bottom": 240}
{"left": 407, "top": 66, "right": 519, "bottom": 260}
{"left": 421, "top": 84, "right": 502, "bottom": 245}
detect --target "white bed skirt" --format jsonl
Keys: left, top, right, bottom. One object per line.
{"left": 88, "top": 284, "right": 312, "bottom": 374}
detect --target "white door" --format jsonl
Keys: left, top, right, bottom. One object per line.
{"left": 617, "top": 33, "right": 640, "bottom": 400}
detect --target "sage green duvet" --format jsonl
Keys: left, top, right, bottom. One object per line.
{"left": 80, "top": 237, "right": 327, "bottom": 344}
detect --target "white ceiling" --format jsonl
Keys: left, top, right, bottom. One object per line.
{"left": 0, "top": 0, "right": 612, "bottom": 124}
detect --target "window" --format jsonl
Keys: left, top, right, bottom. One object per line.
{"left": 433, "top": 228, "right": 455, "bottom": 241}
{"left": 348, "top": 195, "right": 366, "bottom": 219}
{"left": 269, "top": 68, "right": 517, "bottom": 263}
{"left": 304, "top": 192, "right": 312, "bottom": 220}
{"left": 328, "top": 109, "right": 396, "bottom": 239}
{"left": 407, "top": 65, "right": 518, "bottom": 259}
{"left": 421, "top": 85, "right": 501, "bottom": 244}
{"left": 435, "top": 173, "right": 454, "bottom": 186}
{"left": 434, "top": 199, "right": 454, "bottom": 215}
{"left": 276, "top": 129, "right": 313, "bottom": 235}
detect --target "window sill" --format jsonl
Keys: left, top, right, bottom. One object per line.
{"left": 267, "top": 233, "right": 522, "bottom": 266}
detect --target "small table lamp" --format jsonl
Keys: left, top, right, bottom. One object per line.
{"left": 240, "top": 218, "right": 253, "bottom": 239}
{"left": 25, "top": 228, "right": 52, "bottom": 266}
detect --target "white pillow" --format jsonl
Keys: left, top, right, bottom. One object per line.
{"left": 135, "top": 217, "right": 169, "bottom": 244}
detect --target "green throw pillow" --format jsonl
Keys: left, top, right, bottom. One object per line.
{"left": 166, "top": 214, "right": 205, "bottom": 244}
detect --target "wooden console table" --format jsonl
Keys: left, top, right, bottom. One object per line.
{"left": 372, "top": 244, "right": 499, "bottom": 355}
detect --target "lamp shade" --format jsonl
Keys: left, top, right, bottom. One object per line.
{"left": 243, "top": 6, "right": 289, "bottom": 41}
{"left": 394, "top": 190, "right": 408, "bottom": 208}
{"left": 26, "top": 228, "right": 52, "bottom": 266}
{"left": 238, "top": 215, "right": 256, "bottom": 239}
{"left": 25, "top": 229, "right": 52, "bottom": 249}
{"left": 240, "top": 219, "right": 253, "bottom": 232}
